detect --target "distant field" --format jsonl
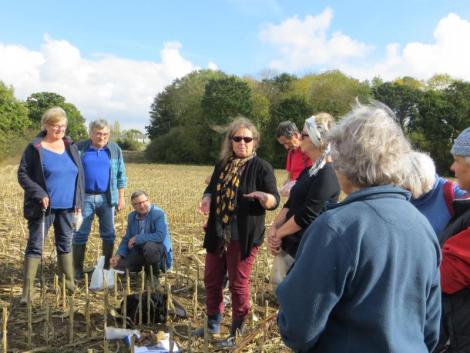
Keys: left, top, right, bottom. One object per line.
{"left": 0, "top": 162, "right": 290, "bottom": 352}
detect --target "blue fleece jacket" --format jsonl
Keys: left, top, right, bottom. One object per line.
{"left": 277, "top": 185, "right": 441, "bottom": 353}
{"left": 117, "top": 204, "right": 173, "bottom": 269}
{"left": 411, "top": 175, "right": 466, "bottom": 239}
{"left": 76, "top": 140, "right": 127, "bottom": 207}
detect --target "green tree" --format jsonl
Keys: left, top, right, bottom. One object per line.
{"left": 372, "top": 82, "right": 422, "bottom": 130}
{"left": 308, "top": 70, "right": 371, "bottom": 118}
{"left": 26, "top": 92, "right": 87, "bottom": 140}
{"left": 0, "top": 81, "right": 30, "bottom": 132}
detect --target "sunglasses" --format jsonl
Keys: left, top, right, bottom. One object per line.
{"left": 232, "top": 136, "right": 254, "bottom": 143}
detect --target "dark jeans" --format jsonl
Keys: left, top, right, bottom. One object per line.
{"left": 25, "top": 209, "right": 74, "bottom": 257}
{"left": 204, "top": 240, "right": 259, "bottom": 322}
{"left": 116, "top": 242, "right": 166, "bottom": 275}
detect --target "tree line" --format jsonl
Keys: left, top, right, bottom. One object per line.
{"left": 2, "top": 70, "right": 470, "bottom": 174}
{"left": 145, "top": 70, "right": 470, "bottom": 175}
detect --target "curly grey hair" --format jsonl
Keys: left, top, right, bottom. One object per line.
{"left": 89, "top": 119, "right": 110, "bottom": 134}
{"left": 327, "top": 102, "right": 412, "bottom": 188}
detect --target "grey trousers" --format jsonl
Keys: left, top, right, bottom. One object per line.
{"left": 116, "top": 242, "right": 166, "bottom": 275}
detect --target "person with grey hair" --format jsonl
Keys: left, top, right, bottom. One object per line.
{"left": 194, "top": 117, "right": 279, "bottom": 344}
{"left": 18, "top": 107, "right": 84, "bottom": 302}
{"left": 73, "top": 119, "right": 127, "bottom": 279}
{"left": 277, "top": 103, "right": 441, "bottom": 353}
{"left": 110, "top": 191, "right": 173, "bottom": 277}
{"left": 406, "top": 151, "right": 466, "bottom": 238}
{"left": 276, "top": 121, "right": 312, "bottom": 196}
{"left": 435, "top": 127, "right": 470, "bottom": 352}
{"left": 268, "top": 113, "right": 340, "bottom": 258}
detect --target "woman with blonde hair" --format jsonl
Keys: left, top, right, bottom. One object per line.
{"left": 194, "top": 117, "right": 279, "bottom": 343}
{"left": 18, "top": 107, "right": 84, "bottom": 302}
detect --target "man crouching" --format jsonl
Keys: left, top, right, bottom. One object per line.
{"left": 110, "top": 190, "right": 173, "bottom": 280}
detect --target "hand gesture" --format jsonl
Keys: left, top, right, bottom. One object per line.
{"left": 110, "top": 255, "right": 121, "bottom": 268}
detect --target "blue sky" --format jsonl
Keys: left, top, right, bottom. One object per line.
{"left": 1, "top": 0, "right": 470, "bottom": 130}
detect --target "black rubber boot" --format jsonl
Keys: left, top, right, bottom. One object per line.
{"left": 73, "top": 243, "right": 86, "bottom": 280}
{"left": 192, "top": 313, "right": 222, "bottom": 337}
{"left": 20, "top": 257, "right": 40, "bottom": 304}
{"left": 102, "top": 241, "right": 114, "bottom": 270}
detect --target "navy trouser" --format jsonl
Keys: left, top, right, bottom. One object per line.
{"left": 25, "top": 209, "right": 74, "bottom": 257}
{"left": 116, "top": 242, "right": 167, "bottom": 275}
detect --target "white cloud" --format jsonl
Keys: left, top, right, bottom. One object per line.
{"left": 261, "top": 10, "right": 470, "bottom": 82}
{"left": 346, "top": 13, "right": 470, "bottom": 81}
{"left": 208, "top": 61, "right": 219, "bottom": 71}
{"left": 0, "top": 36, "right": 208, "bottom": 130}
{"left": 260, "top": 8, "right": 372, "bottom": 72}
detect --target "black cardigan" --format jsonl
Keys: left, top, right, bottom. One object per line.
{"left": 282, "top": 163, "right": 340, "bottom": 257}
{"left": 203, "top": 156, "right": 280, "bottom": 259}
{"left": 17, "top": 132, "right": 85, "bottom": 220}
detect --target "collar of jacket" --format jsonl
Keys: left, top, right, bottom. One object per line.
{"left": 31, "top": 130, "right": 73, "bottom": 150}
{"left": 328, "top": 184, "right": 411, "bottom": 210}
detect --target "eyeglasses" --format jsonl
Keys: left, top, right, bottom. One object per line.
{"left": 301, "top": 132, "right": 309, "bottom": 140}
{"left": 232, "top": 136, "right": 254, "bottom": 143}
{"left": 132, "top": 199, "right": 148, "bottom": 207}
{"left": 50, "top": 124, "right": 67, "bottom": 130}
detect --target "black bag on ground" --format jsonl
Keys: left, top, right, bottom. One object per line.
{"left": 118, "top": 290, "right": 187, "bottom": 327}
{"left": 120, "top": 291, "right": 168, "bottom": 326}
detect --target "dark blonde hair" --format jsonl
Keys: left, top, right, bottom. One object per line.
{"left": 220, "top": 117, "right": 260, "bottom": 162}
{"left": 41, "top": 107, "right": 67, "bottom": 130}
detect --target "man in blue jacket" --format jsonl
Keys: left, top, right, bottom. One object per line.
{"left": 110, "top": 190, "right": 173, "bottom": 277}
{"left": 73, "top": 119, "right": 127, "bottom": 279}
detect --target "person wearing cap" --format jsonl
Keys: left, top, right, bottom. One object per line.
{"left": 73, "top": 119, "right": 127, "bottom": 279}
{"left": 435, "top": 127, "right": 470, "bottom": 352}
{"left": 268, "top": 113, "right": 340, "bottom": 259}
{"left": 276, "top": 121, "right": 313, "bottom": 196}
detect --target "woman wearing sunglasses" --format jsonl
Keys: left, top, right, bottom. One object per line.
{"left": 268, "top": 113, "right": 340, "bottom": 261}
{"left": 194, "top": 117, "right": 280, "bottom": 344}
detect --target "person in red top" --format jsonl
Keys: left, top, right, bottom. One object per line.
{"left": 435, "top": 127, "right": 470, "bottom": 352}
{"left": 276, "top": 121, "right": 312, "bottom": 196}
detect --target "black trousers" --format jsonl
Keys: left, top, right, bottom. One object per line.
{"left": 116, "top": 242, "right": 166, "bottom": 275}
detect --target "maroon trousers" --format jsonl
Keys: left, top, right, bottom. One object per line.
{"left": 204, "top": 240, "right": 258, "bottom": 322}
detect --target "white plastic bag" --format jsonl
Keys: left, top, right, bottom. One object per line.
{"left": 90, "top": 256, "right": 115, "bottom": 290}
{"left": 270, "top": 251, "right": 295, "bottom": 291}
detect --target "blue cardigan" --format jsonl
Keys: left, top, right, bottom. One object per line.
{"left": 117, "top": 204, "right": 173, "bottom": 270}
{"left": 277, "top": 185, "right": 441, "bottom": 353}
{"left": 76, "top": 139, "right": 127, "bottom": 207}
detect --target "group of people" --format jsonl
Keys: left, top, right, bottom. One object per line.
{"left": 195, "top": 103, "right": 470, "bottom": 353}
{"left": 17, "top": 102, "right": 470, "bottom": 352}
{"left": 17, "top": 107, "right": 173, "bottom": 303}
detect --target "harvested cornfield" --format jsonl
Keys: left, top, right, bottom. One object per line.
{"left": 0, "top": 162, "right": 291, "bottom": 353}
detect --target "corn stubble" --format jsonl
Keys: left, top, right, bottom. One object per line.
{"left": 0, "top": 163, "right": 290, "bottom": 352}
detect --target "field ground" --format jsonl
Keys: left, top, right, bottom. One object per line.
{"left": 0, "top": 162, "right": 291, "bottom": 353}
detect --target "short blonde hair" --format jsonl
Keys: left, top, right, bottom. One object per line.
{"left": 220, "top": 117, "right": 260, "bottom": 162}
{"left": 41, "top": 107, "right": 67, "bottom": 130}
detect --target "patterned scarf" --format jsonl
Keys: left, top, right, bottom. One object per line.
{"left": 215, "top": 154, "right": 253, "bottom": 247}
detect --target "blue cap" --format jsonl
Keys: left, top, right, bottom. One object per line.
{"left": 451, "top": 127, "right": 470, "bottom": 156}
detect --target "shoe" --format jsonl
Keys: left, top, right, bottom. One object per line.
{"left": 214, "top": 319, "right": 244, "bottom": 349}
{"left": 20, "top": 257, "right": 40, "bottom": 304}
{"left": 192, "top": 313, "right": 222, "bottom": 337}
{"left": 73, "top": 243, "right": 86, "bottom": 280}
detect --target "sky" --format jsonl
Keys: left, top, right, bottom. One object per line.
{"left": 1, "top": 0, "right": 470, "bottom": 131}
